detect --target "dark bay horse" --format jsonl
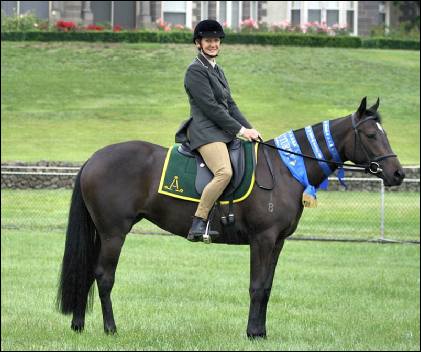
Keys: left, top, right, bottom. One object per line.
{"left": 57, "top": 97, "right": 404, "bottom": 338}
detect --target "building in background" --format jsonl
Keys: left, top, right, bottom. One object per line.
{"left": 1, "top": 1, "right": 419, "bottom": 36}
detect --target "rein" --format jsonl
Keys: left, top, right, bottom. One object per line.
{"left": 255, "top": 138, "right": 377, "bottom": 174}
{"left": 254, "top": 114, "right": 396, "bottom": 176}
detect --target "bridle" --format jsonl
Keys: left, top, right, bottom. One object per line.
{"left": 350, "top": 113, "right": 397, "bottom": 174}
{"left": 255, "top": 113, "right": 397, "bottom": 175}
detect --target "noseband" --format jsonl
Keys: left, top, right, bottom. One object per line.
{"left": 351, "top": 113, "right": 397, "bottom": 174}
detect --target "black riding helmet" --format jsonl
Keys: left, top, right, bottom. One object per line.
{"left": 193, "top": 19, "right": 225, "bottom": 43}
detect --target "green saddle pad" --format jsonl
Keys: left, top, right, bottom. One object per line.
{"left": 158, "top": 141, "right": 258, "bottom": 204}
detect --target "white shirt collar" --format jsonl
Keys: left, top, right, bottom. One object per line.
{"left": 201, "top": 51, "right": 216, "bottom": 68}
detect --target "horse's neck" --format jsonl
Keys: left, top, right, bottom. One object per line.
{"left": 293, "top": 116, "right": 350, "bottom": 187}
{"left": 328, "top": 115, "right": 352, "bottom": 163}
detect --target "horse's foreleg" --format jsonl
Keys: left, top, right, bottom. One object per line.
{"left": 95, "top": 235, "right": 126, "bottom": 334}
{"left": 247, "top": 234, "right": 285, "bottom": 339}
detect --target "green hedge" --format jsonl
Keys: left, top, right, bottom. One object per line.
{"left": 1, "top": 30, "right": 419, "bottom": 50}
{"left": 361, "top": 37, "right": 420, "bottom": 50}
{"left": 223, "top": 32, "right": 362, "bottom": 48}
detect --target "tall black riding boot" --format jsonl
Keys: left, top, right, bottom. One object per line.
{"left": 187, "top": 216, "right": 220, "bottom": 242}
{"left": 187, "top": 216, "right": 207, "bottom": 242}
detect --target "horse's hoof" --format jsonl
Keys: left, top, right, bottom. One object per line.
{"left": 104, "top": 326, "right": 117, "bottom": 335}
{"left": 71, "top": 322, "right": 84, "bottom": 333}
{"left": 247, "top": 332, "right": 267, "bottom": 339}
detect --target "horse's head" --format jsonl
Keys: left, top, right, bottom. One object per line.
{"left": 345, "top": 97, "right": 405, "bottom": 186}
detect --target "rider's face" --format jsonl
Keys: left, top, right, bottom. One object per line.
{"left": 197, "top": 37, "right": 221, "bottom": 57}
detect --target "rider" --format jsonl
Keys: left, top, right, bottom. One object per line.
{"left": 182, "top": 19, "right": 260, "bottom": 241}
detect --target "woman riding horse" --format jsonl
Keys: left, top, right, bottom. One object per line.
{"left": 179, "top": 19, "right": 261, "bottom": 241}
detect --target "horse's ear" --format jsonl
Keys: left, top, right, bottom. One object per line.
{"left": 368, "top": 97, "right": 380, "bottom": 112}
{"left": 356, "top": 97, "right": 367, "bottom": 118}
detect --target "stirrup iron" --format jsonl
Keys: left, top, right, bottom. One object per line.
{"left": 202, "top": 220, "right": 212, "bottom": 244}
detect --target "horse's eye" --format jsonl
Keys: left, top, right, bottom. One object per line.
{"left": 367, "top": 133, "right": 376, "bottom": 139}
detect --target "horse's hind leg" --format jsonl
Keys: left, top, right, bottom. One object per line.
{"left": 94, "top": 234, "right": 126, "bottom": 334}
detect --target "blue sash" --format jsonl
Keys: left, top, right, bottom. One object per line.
{"left": 274, "top": 122, "right": 347, "bottom": 207}
{"left": 305, "top": 125, "right": 330, "bottom": 190}
{"left": 323, "top": 120, "right": 347, "bottom": 189}
{"left": 274, "top": 130, "right": 317, "bottom": 201}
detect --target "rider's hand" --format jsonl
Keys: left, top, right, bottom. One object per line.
{"left": 241, "top": 128, "right": 261, "bottom": 141}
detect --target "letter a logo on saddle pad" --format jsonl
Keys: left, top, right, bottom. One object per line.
{"left": 164, "top": 176, "right": 183, "bottom": 193}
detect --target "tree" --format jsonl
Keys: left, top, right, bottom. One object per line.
{"left": 392, "top": 1, "right": 420, "bottom": 31}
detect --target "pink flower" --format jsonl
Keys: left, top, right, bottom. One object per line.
{"left": 86, "top": 24, "right": 105, "bottom": 31}
{"left": 156, "top": 17, "right": 171, "bottom": 31}
{"left": 240, "top": 18, "right": 259, "bottom": 31}
{"left": 280, "top": 20, "right": 290, "bottom": 29}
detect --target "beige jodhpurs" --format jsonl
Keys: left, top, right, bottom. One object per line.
{"left": 195, "top": 142, "right": 233, "bottom": 220}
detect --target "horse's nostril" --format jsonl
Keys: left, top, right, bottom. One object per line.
{"left": 394, "top": 169, "right": 405, "bottom": 180}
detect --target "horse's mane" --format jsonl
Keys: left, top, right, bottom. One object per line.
{"left": 290, "top": 110, "right": 382, "bottom": 136}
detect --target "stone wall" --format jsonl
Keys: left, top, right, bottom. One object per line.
{"left": 323, "top": 168, "right": 420, "bottom": 192}
{"left": 1, "top": 161, "right": 79, "bottom": 189}
{"left": 2, "top": 161, "right": 419, "bottom": 192}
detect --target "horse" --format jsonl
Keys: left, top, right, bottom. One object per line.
{"left": 56, "top": 97, "right": 405, "bottom": 338}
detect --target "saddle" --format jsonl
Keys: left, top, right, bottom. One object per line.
{"left": 158, "top": 139, "right": 273, "bottom": 234}
{"left": 177, "top": 139, "right": 246, "bottom": 198}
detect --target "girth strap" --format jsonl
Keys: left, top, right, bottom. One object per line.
{"left": 255, "top": 139, "right": 275, "bottom": 190}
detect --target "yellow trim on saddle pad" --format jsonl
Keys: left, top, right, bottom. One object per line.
{"left": 158, "top": 142, "right": 259, "bottom": 204}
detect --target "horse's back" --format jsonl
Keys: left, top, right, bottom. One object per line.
{"left": 83, "top": 140, "right": 166, "bottom": 175}
{"left": 88, "top": 140, "right": 166, "bottom": 165}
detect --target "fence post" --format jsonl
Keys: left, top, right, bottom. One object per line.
{"left": 380, "top": 179, "right": 385, "bottom": 240}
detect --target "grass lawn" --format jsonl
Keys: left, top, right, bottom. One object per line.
{"left": 1, "top": 230, "right": 419, "bottom": 351}
{"left": 1, "top": 189, "right": 419, "bottom": 242}
{"left": 1, "top": 42, "right": 419, "bottom": 164}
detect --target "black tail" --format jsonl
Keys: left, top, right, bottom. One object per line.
{"left": 56, "top": 164, "right": 100, "bottom": 315}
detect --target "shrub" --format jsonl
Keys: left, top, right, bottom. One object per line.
{"left": 85, "top": 24, "right": 106, "bottom": 31}
{"left": 113, "top": 25, "right": 122, "bottom": 32}
{"left": 371, "top": 22, "right": 420, "bottom": 40}
{"left": 271, "top": 20, "right": 302, "bottom": 33}
{"left": 362, "top": 37, "right": 420, "bottom": 50}
{"left": 1, "top": 10, "right": 49, "bottom": 32}
{"left": 304, "top": 21, "right": 330, "bottom": 35}
{"left": 330, "top": 23, "right": 350, "bottom": 36}
{"left": 240, "top": 18, "right": 259, "bottom": 33}
{"left": 155, "top": 18, "right": 171, "bottom": 32}
{"left": 55, "top": 20, "right": 76, "bottom": 32}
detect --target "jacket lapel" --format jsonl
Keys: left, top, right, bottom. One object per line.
{"left": 197, "top": 53, "right": 228, "bottom": 89}
{"left": 196, "top": 53, "right": 210, "bottom": 68}
{"left": 213, "top": 65, "right": 228, "bottom": 89}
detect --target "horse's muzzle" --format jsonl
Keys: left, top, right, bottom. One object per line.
{"left": 393, "top": 169, "right": 405, "bottom": 185}
{"left": 383, "top": 168, "right": 405, "bottom": 186}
